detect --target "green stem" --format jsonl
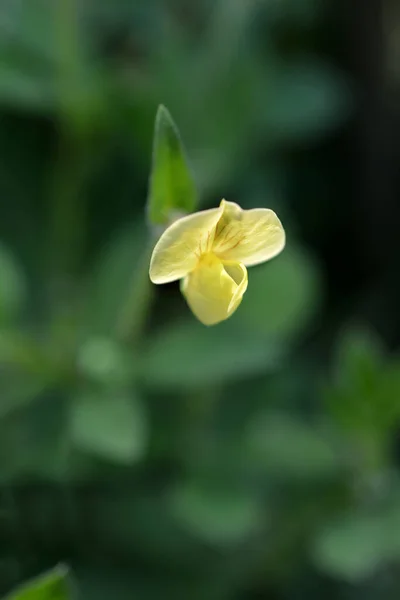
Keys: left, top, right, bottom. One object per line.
{"left": 116, "top": 244, "right": 155, "bottom": 348}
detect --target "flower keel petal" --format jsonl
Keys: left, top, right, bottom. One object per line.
{"left": 181, "top": 255, "right": 248, "bottom": 326}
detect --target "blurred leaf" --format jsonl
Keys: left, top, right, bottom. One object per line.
{"left": 170, "top": 480, "right": 262, "bottom": 545}
{"left": 313, "top": 514, "right": 387, "bottom": 581}
{"left": 147, "top": 105, "right": 197, "bottom": 226}
{"left": 83, "top": 221, "right": 146, "bottom": 336}
{"left": 5, "top": 565, "right": 71, "bottom": 600}
{"left": 0, "top": 0, "right": 57, "bottom": 110}
{"left": 237, "top": 242, "right": 321, "bottom": 342}
{"left": 266, "top": 61, "right": 352, "bottom": 143}
{"left": 0, "top": 0, "right": 58, "bottom": 65}
{"left": 245, "top": 412, "right": 341, "bottom": 479}
{"left": 70, "top": 390, "right": 147, "bottom": 464}
{"left": 77, "top": 337, "right": 134, "bottom": 386}
{"left": 334, "top": 326, "right": 384, "bottom": 390}
{"left": 0, "top": 60, "right": 53, "bottom": 110}
{"left": 0, "top": 244, "right": 25, "bottom": 322}
{"left": 326, "top": 327, "right": 400, "bottom": 445}
{"left": 313, "top": 497, "right": 400, "bottom": 582}
{"left": 142, "top": 321, "right": 282, "bottom": 389}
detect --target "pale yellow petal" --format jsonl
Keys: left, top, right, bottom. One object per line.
{"left": 181, "top": 254, "right": 248, "bottom": 326}
{"left": 212, "top": 199, "right": 285, "bottom": 267}
{"left": 149, "top": 205, "right": 224, "bottom": 284}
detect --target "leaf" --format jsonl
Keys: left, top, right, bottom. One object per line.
{"left": 147, "top": 105, "right": 197, "bottom": 226}
{"left": 0, "top": 0, "right": 57, "bottom": 111}
{"left": 5, "top": 565, "right": 72, "bottom": 600}
{"left": 0, "top": 243, "right": 25, "bottom": 322}
{"left": 245, "top": 412, "right": 341, "bottom": 479}
{"left": 326, "top": 327, "right": 400, "bottom": 441}
{"left": 76, "top": 337, "right": 134, "bottom": 386}
{"left": 0, "top": 61, "right": 53, "bottom": 111}
{"left": 170, "top": 480, "right": 262, "bottom": 545}
{"left": 313, "top": 514, "right": 387, "bottom": 581}
{"left": 236, "top": 242, "right": 321, "bottom": 342}
{"left": 83, "top": 221, "right": 147, "bottom": 336}
{"left": 142, "top": 320, "right": 282, "bottom": 389}
{"left": 70, "top": 391, "right": 148, "bottom": 464}
{"left": 312, "top": 500, "right": 400, "bottom": 582}
{"left": 334, "top": 326, "right": 384, "bottom": 390}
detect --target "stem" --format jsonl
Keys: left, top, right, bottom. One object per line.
{"left": 116, "top": 244, "right": 155, "bottom": 348}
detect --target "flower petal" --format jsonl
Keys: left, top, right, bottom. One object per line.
{"left": 213, "top": 200, "right": 285, "bottom": 266}
{"left": 181, "top": 254, "right": 248, "bottom": 326}
{"left": 149, "top": 206, "right": 224, "bottom": 284}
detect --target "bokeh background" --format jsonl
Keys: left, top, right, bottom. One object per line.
{"left": 1, "top": 0, "right": 400, "bottom": 598}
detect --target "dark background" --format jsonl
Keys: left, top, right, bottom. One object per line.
{"left": 0, "top": 0, "right": 400, "bottom": 598}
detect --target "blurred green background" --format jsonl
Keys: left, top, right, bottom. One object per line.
{"left": 1, "top": 0, "right": 400, "bottom": 598}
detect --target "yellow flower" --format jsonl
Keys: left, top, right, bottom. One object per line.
{"left": 149, "top": 199, "right": 285, "bottom": 326}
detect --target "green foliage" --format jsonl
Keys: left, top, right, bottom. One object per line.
{"left": 245, "top": 412, "right": 341, "bottom": 479}
{"left": 0, "top": 0, "right": 397, "bottom": 599}
{"left": 142, "top": 320, "right": 282, "bottom": 389}
{"left": 82, "top": 221, "right": 147, "bottom": 337}
{"left": 147, "top": 105, "right": 197, "bottom": 226}
{"left": 4, "top": 566, "right": 71, "bottom": 600}
{"left": 70, "top": 390, "right": 147, "bottom": 464}
{"left": 326, "top": 327, "right": 400, "bottom": 469}
{"left": 313, "top": 485, "right": 400, "bottom": 581}
{"left": 170, "top": 480, "right": 262, "bottom": 546}
{"left": 237, "top": 242, "right": 321, "bottom": 343}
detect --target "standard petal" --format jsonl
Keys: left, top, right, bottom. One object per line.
{"left": 213, "top": 200, "right": 285, "bottom": 267}
{"left": 181, "top": 254, "right": 248, "bottom": 326}
{"left": 149, "top": 205, "right": 224, "bottom": 284}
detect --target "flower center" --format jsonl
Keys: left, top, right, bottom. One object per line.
{"left": 197, "top": 252, "right": 219, "bottom": 268}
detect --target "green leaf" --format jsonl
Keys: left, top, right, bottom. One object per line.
{"left": 83, "top": 221, "right": 146, "bottom": 336}
{"left": 76, "top": 337, "right": 134, "bottom": 386}
{"left": 142, "top": 321, "right": 282, "bottom": 389}
{"left": 326, "top": 327, "right": 400, "bottom": 442}
{"left": 313, "top": 514, "right": 387, "bottom": 581}
{"left": 170, "top": 480, "right": 262, "bottom": 545}
{"left": 245, "top": 412, "right": 341, "bottom": 479}
{"left": 312, "top": 498, "right": 400, "bottom": 582}
{"left": 236, "top": 242, "right": 321, "bottom": 342}
{"left": 70, "top": 391, "right": 148, "bottom": 464}
{"left": 334, "top": 326, "right": 384, "bottom": 390}
{"left": 147, "top": 105, "right": 197, "bottom": 226}
{"left": 5, "top": 565, "right": 71, "bottom": 600}
{"left": 0, "top": 61, "right": 53, "bottom": 111}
